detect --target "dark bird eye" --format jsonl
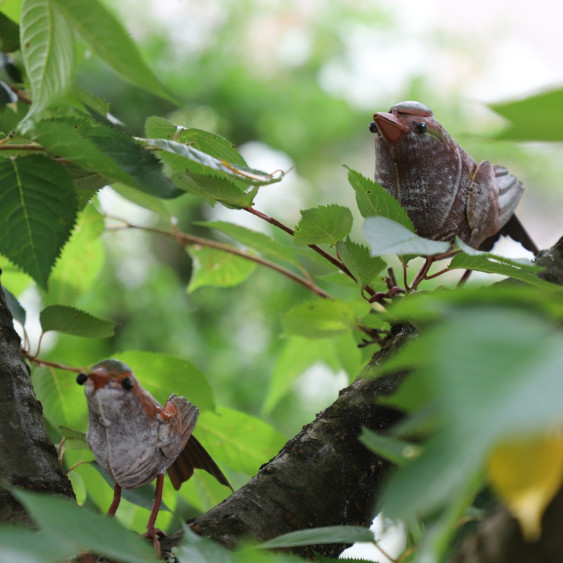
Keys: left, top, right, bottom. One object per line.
{"left": 369, "top": 121, "right": 378, "bottom": 133}
{"left": 122, "top": 377, "right": 134, "bottom": 390}
{"left": 76, "top": 373, "right": 87, "bottom": 385}
{"left": 415, "top": 121, "right": 427, "bottom": 134}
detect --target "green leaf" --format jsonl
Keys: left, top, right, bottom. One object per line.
{"left": 0, "top": 155, "right": 77, "bottom": 288}
{"left": 40, "top": 305, "right": 115, "bottom": 338}
{"left": 380, "top": 307, "right": 563, "bottom": 523}
{"left": 20, "top": 0, "right": 75, "bottom": 116}
{"left": 145, "top": 117, "right": 246, "bottom": 166}
{"left": 78, "top": 122, "right": 182, "bottom": 199}
{"left": 0, "top": 526, "right": 71, "bottom": 563}
{"left": 43, "top": 205, "right": 105, "bottom": 306}
{"left": 359, "top": 427, "right": 420, "bottom": 466}
{"left": 198, "top": 221, "right": 301, "bottom": 268}
{"left": 51, "top": 0, "right": 176, "bottom": 104}
{"left": 0, "top": 12, "right": 20, "bottom": 52}
{"left": 177, "top": 527, "right": 233, "bottom": 563}
{"left": 449, "top": 251, "right": 551, "bottom": 288}
{"left": 363, "top": 216, "right": 450, "bottom": 256}
{"left": 63, "top": 162, "right": 108, "bottom": 198}
{"left": 258, "top": 525, "right": 374, "bottom": 549}
{"left": 24, "top": 118, "right": 182, "bottom": 199}
{"left": 110, "top": 184, "right": 170, "bottom": 219}
{"left": 262, "top": 334, "right": 358, "bottom": 415}
{"left": 386, "top": 284, "right": 563, "bottom": 325}
{"left": 490, "top": 89, "right": 563, "bottom": 141}
{"left": 336, "top": 239, "right": 386, "bottom": 288}
{"left": 346, "top": 167, "right": 414, "bottom": 230}
{"left": 178, "top": 129, "right": 247, "bottom": 166}
{"left": 293, "top": 204, "right": 353, "bottom": 246}
{"left": 144, "top": 115, "right": 178, "bottom": 139}
{"left": 26, "top": 118, "right": 133, "bottom": 183}
{"left": 187, "top": 246, "right": 256, "bottom": 292}
{"left": 9, "top": 487, "right": 155, "bottom": 563}
{"left": 3, "top": 287, "right": 26, "bottom": 325}
{"left": 172, "top": 170, "right": 259, "bottom": 208}
{"left": 139, "top": 137, "right": 283, "bottom": 187}
{"left": 197, "top": 407, "right": 286, "bottom": 476}
{"left": 116, "top": 350, "right": 215, "bottom": 412}
{"left": 283, "top": 299, "right": 358, "bottom": 338}
{"left": 32, "top": 367, "right": 79, "bottom": 428}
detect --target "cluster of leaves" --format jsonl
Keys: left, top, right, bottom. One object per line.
{"left": 1, "top": 1, "right": 563, "bottom": 563}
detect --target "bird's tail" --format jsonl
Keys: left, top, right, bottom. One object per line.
{"left": 167, "top": 435, "right": 233, "bottom": 492}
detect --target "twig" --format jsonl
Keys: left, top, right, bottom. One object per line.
{"left": 409, "top": 256, "right": 435, "bottom": 290}
{"left": 372, "top": 538, "right": 398, "bottom": 563}
{"left": 244, "top": 205, "right": 366, "bottom": 290}
{"left": 110, "top": 221, "right": 333, "bottom": 300}
{"left": 456, "top": 269, "right": 473, "bottom": 287}
{"left": 0, "top": 143, "right": 45, "bottom": 151}
{"left": 24, "top": 351, "right": 85, "bottom": 373}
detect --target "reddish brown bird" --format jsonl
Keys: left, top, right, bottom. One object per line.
{"left": 370, "top": 101, "right": 539, "bottom": 254}
{"left": 76, "top": 359, "right": 232, "bottom": 555}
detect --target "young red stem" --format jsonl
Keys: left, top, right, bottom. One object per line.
{"left": 244, "top": 206, "right": 362, "bottom": 287}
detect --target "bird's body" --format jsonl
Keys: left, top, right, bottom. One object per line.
{"left": 83, "top": 362, "right": 197, "bottom": 489}
{"left": 77, "top": 359, "right": 232, "bottom": 554}
{"left": 370, "top": 101, "right": 538, "bottom": 254}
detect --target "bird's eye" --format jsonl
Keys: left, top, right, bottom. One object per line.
{"left": 76, "top": 373, "right": 87, "bottom": 385}
{"left": 122, "top": 377, "right": 134, "bottom": 390}
{"left": 414, "top": 121, "right": 427, "bottom": 134}
{"left": 369, "top": 121, "right": 378, "bottom": 134}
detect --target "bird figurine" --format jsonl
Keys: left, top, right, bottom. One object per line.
{"left": 76, "top": 359, "right": 233, "bottom": 555}
{"left": 369, "top": 101, "right": 539, "bottom": 254}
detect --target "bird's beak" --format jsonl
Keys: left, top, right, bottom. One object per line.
{"left": 372, "top": 112, "right": 410, "bottom": 144}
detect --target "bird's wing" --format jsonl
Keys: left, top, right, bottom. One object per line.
{"left": 479, "top": 166, "right": 539, "bottom": 255}
{"left": 158, "top": 394, "right": 198, "bottom": 462}
{"left": 493, "top": 165, "right": 525, "bottom": 227}
{"left": 167, "top": 435, "right": 233, "bottom": 492}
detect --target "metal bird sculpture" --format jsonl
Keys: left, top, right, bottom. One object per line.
{"left": 369, "top": 100, "right": 539, "bottom": 254}
{"left": 76, "top": 359, "right": 232, "bottom": 555}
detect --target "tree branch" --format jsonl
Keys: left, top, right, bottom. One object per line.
{"left": 0, "top": 277, "right": 75, "bottom": 526}
{"left": 162, "top": 323, "right": 416, "bottom": 558}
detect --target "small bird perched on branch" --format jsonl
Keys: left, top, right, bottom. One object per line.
{"left": 370, "top": 101, "right": 539, "bottom": 255}
{"left": 76, "top": 359, "right": 233, "bottom": 555}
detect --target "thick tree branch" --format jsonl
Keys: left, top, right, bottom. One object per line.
{"left": 0, "top": 277, "right": 75, "bottom": 525}
{"left": 161, "top": 323, "right": 415, "bottom": 558}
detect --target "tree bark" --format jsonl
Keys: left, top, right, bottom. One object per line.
{"left": 0, "top": 277, "right": 74, "bottom": 526}
{"left": 161, "top": 323, "right": 414, "bottom": 558}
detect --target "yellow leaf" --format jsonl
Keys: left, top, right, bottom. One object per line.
{"left": 487, "top": 432, "right": 563, "bottom": 541}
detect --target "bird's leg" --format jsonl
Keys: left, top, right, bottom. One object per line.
{"left": 143, "top": 473, "right": 165, "bottom": 556}
{"left": 107, "top": 483, "right": 121, "bottom": 517}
